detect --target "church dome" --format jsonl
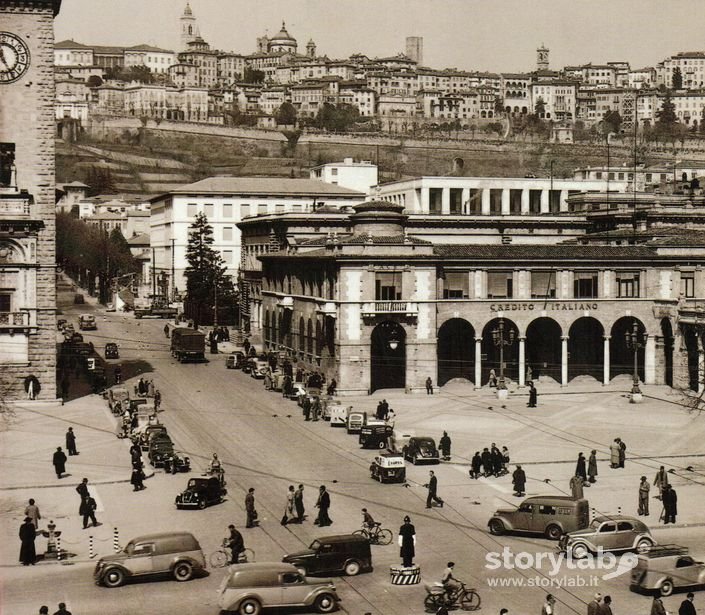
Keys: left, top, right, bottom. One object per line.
{"left": 271, "top": 21, "right": 296, "bottom": 43}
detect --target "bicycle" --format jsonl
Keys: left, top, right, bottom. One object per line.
{"left": 353, "top": 523, "right": 393, "bottom": 546}
{"left": 209, "top": 544, "right": 255, "bottom": 568}
{"left": 424, "top": 581, "right": 481, "bottom": 612}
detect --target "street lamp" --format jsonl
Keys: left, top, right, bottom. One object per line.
{"left": 388, "top": 336, "right": 400, "bottom": 351}
{"left": 491, "top": 318, "right": 516, "bottom": 390}
{"left": 624, "top": 321, "right": 647, "bottom": 395}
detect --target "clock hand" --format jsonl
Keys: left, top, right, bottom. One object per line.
{"left": 0, "top": 47, "right": 8, "bottom": 70}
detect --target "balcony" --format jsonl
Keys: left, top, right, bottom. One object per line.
{"left": 0, "top": 311, "right": 30, "bottom": 329}
{"left": 361, "top": 301, "right": 418, "bottom": 318}
{"left": 277, "top": 296, "right": 294, "bottom": 310}
{"left": 316, "top": 302, "right": 337, "bottom": 317}
{"left": 0, "top": 193, "right": 32, "bottom": 218}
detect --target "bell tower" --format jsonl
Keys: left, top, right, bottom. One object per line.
{"left": 536, "top": 43, "right": 549, "bottom": 71}
{"left": 180, "top": 3, "right": 199, "bottom": 50}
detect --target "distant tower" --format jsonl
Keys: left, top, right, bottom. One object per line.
{"left": 406, "top": 36, "right": 423, "bottom": 65}
{"left": 256, "top": 35, "right": 269, "bottom": 53}
{"left": 180, "top": 3, "right": 199, "bottom": 50}
{"left": 536, "top": 43, "right": 549, "bottom": 71}
{"left": 306, "top": 39, "right": 317, "bottom": 58}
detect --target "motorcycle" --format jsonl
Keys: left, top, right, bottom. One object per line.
{"left": 424, "top": 581, "right": 481, "bottom": 612}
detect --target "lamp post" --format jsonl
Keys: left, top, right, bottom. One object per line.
{"left": 624, "top": 320, "right": 647, "bottom": 399}
{"left": 491, "top": 318, "right": 516, "bottom": 392}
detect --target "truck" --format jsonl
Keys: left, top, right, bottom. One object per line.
{"left": 170, "top": 328, "right": 206, "bottom": 363}
{"left": 134, "top": 297, "right": 178, "bottom": 319}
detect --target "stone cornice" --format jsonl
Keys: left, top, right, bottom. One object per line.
{"left": 3, "top": 0, "right": 61, "bottom": 16}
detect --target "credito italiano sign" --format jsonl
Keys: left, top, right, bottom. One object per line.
{"left": 489, "top": 302, "right": 599, "bottom": 312}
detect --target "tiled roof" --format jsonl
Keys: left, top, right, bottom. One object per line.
{"left": 127, "top": 233, "right": 149, "bottom": 245}
{"left": 126, "top": 44, "right": 174, "bottom": 54}
{"left": 156, "top": 177, "right": 364, "bottom": 198}
{"left": 301, "top": 233, "right": 431, "bottom": 246}
{"left": 55, "top": 40, "right": 92, "bottom": 49}
{"left": 434, "top": 244, "right": 656, "bottom": 260}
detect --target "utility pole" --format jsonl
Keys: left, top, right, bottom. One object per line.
{"left": 151, "top": 246, "right": 156, "bottom": 305}
{"left": 171, "top": 238, "right": 176, "bottom": 302}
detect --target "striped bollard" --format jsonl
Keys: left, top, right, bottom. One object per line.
{"left": 390, "top": 565, "right": 420, "bottom": 585}
{"left": 617, "top": 506, "right": 622, "bottom": 515}
{"left": 591, "top": 507, "right": 596, "bottom": 519}
{"left": 113, "top": 527, "right": 120, "bottom": 553}
{"left": 56, "top": 535, "right": 62, "bottom": 561}
{"left": 89, "top": 535, "right": 95, "bottom": 559}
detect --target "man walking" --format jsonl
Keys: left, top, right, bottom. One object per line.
{"left": 679, "top": 593, "right": 696, "bottom": 615}
{"left": 662, "top": 484, "right": 678, "bottom": 524}
{"left": 245, "top": 488, "right": 257, "bottom": 528}
{"left": 587, "top": 593, "right": 602, "bottom": 615}
{"left": 569, "top": 475, "right": 584, "bottom": 499}
{"left": 24, "top": 499, "right": 41, "bottom": 529}
{"left": 294, "top": 484, "right": 305, "bottom": 523}
{"left": 542, "top": 594, "right": 556, "bottom": 615}
{"left": 609, "top": 439, "right": 620, "bottom": 468}
{"left": 80, "top": 494, "right": 98, "bottom": 529}
{"left": 638, "top": 476, "right": 650, "bottom": 516}
{"left": 52, "top": 447, "right": 67, "bottom": 479}
{"left": 599, "top": 596, "right": 613, "bottom": 615}
{"left": 617, "top": 438, "right": 626, "bottom": 468}
{"left": 425, "top": 470, "right": 444, "bottom": 508}
{"left": 439, "top": 431, "right": 451, "bottom": 461}
{"left": 65, "top": 427, "right": 78, "bottom": 456}
{"left": 654, "top": 466, "right": 669, "bottom": 499}
{"left": 76, "top": 477, "right": 89, "bottom": 499}
{"left": 426, "top": 377, "right": 434, "bottom": 394}
{"left": 575, "top": 452, "right": 587, "bottom": 482}
{"left": 512, "top": 465, "right": 526, "bottom": 497}
{"left": 315, "top": 485, "right": 332, "bottom": 526}
{"left": 527, "top": 381, "right": 538, "bottom": 407}
{"left": 652, "top": 595, "right": 667, "bottom": 615}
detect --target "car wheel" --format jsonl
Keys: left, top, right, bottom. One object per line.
{"left": 377, "top": 440, "right": 386, "bottom": 449}
{"left": 197, "top": 498, "right": 206, "bottom": 510}
{"left": 344, "top": 559, "right": 361, "bottom": 576}
{"left": 570, "top": 543, "right": 589, "bottom": 559}
{"left": 659, "top": 579, "right": 674, "bottom": 597}
{"left": 636, "top": 538, "right": 653, "bottom": 553}
{"left": 488, "top": 519, "right": 505, "bottom": 536}
{"left": 545, "top": 524, "right": 562, "bottom": 540}
{"left": 103, "top": 567, "right": 125, "bottom": 588}
{"left": 314, "top": 592, "right": 337, "bottom": 614}
{"left": 238, "top": 597, "right": 261, "bottom": 615}
{"left": 173, "top": 561, "right": 193, "bottom": 582}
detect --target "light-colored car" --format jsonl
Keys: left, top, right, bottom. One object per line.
{"left": 559, "top": 515, "right": 656, "bottom": 559}
{"left": 488, "top": 496, "right": 590, "bottom": 540}
{"left": 346, "top": 411, "right": 365, "bottom": 434}
{"left": 630, "top": 544, "right": 705, "bottom": 596}
{"left": 370, "top": 452, "right": 406, "bottom": 483}
{"left": 93, "top": 531, "right": 205, "bottom": 588}
{"left": 249, "top": 358, "right": 268, "bottom": 379}
{"left": 218, "top": 562, "right": 339, "bottom": 614}
{"left": 79, "top": 313, "right": 97, "bottom": 330}
{"left": 106, "top": 385, "right": 130, "bottom": 413}
{"left": 388, "top": 429, "right": 416, "bottom": 453}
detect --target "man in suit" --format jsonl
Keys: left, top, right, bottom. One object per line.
{"left": 425, "top": 470, "right": 444, "bottom": 508}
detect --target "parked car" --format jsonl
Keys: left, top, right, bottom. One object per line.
{"left": 225, "top": 351, "right": 246, "bottom": 369}
{"left": 359, "top": 424, "right": 393, "bottom": 449}
{"left": 138, "top": 424, "right": 168, "bottom": 451}
{"left": 249, "top": 357, "right": 268, "bottom": 379}
{"left": 57, "top": 318, "right": 67, "bottom": 330}
{"left": 559, "top": 515, "right": 656, "bottom": 559}
{"left": 346, "top": 411, "right": 365, "bottom": 434}
{"left": 73, "top": 293, "right": 85, "bottom": 304}
{"left": 148, "top": 433, "right": 175, "bottom": 467}
{"left": 283, "top": 534, "right": 373, "bottom": 577}
{"left": 329, "top": 402, "right": 350, "bottom": 427}
{"left": 106, "top": 386, "right": 130, "bottom": 414}
{"left": 218, "top": 562, "right": 340, "bottom": 614}
{"left": 287, "top": 381, "right": 306, "bottom": 400}
{"left": 388, "top": 429, "right": 416, "bottom": 454}
{"left": 630, "top": 544, "right": 705, "bottom": 596}
{"left": 488, "top": 496, "right": 590, "bottom": 540}
{"left": 104, "top": 342, "right": 119, "bottom": 359}
{"left": 175, "top": 476, "right": 227, "bottom": 509}
{"left": 93, "top": 531, "right": 205, "bottom": 588}
{"left": 370, "top": 453, "right": 406, "bottom": 483}
{"left": 79, "top": 313, "right": 97, "bottom": 330}
{"left": 402, "top": 436, "right": 440, "bottom": 465}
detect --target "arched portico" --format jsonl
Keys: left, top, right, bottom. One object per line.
{"left": 660, "top": 318, "right": 674, "bottom": 387}
{"left": 568, "top": 317, "right": 604, "bottom": 382}
{"left": 610, "top": 317, "right": 646, "bottom": 382}
{"left": 371, "top": 321, "right": 406, "bottom": 392}
{"left": 481, "top": 318, "right": 519, "bottom": 385}
{"left": 437, "top": 318, "right": 475, "bottom": 386}
{"left": 525, "top": 317, "right": 562, "bottom": 383}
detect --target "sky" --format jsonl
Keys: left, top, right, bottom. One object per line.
{"left": 54, "top": 0, "right": 705, "bottom": 73}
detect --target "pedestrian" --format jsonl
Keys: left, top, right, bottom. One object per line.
{"left": 439, "top": 431, "right": 451, "bottom": 461}
{"left": 226, "top": 524, "right": 244, "bottom": 564}
{"left": 65, "top": 427, "right": 78, "bottom": 456}
{"left": 481, "top": 448, "right": 492, "bottom": 476}
{"left": 25, "top": 374, "right": 41, "bottom": 400}
{"left": 512, "top": 465, "right": 526, "bottom": 497}
{"left": 491, "top": 443, "right": 503, "bottom": 476}
{"left": 52, "top": 447, "right": 67, "bottom": 479}
{"left": 638, "top": 476, "right": 650, "bottom": 516}
{"left": 294, "top": 484, "right": 305, "bottom": 523}
{"left": 679, "top": 593, "right": 696, "bottom": 615}
{"left": 398, "top": 515, "right": 416, "bottom": 567}
{"left": 114, "top": 365, "right": 122, "bottom": 385}
{"left": 154, "top": 389, "right": 162, "bottom": 411}
{"left": 60, "top": 375, "right": 70, "bottom": 402}
{"left": 662, "top": 484, "right": 677, "bottom": 524}
{"left": 569, "top": 475, "right": 584, "bottom": 499}
{"left": 609, "top": 439, "right": 620, "bottom": 468}
{"left": 542, "top": 594, "right": 556, "bottom": 615}
{"left": 588, "top": 450, "right": 598, "bottom": 484}
{"left": 40, "top": 607, "right": 49, "bottom": 614}
{"left": 386, "top": 408, "right": 396, "bottom": 426}
{"left": 53, "top": 603, "right": 72, "bottom": 615}
{"left": 164, "top": 323, "right": 170, "bottom": 338}
{"left": 587, "top": 593, "right": 602, "bottom": 615}
{"left": 654, "top": 466, "right": 669, "bottom": 499}
{"left": 137, "top": 377, "right": 146, "bottom": 396}
{"left": 488, "top": 369, "right": 497, "bottom": 388}
{"left": 147, "top": 380, "right": 155, "bottom": 397}
{"left": 24, "top": 498, "right": 41, "bottom": 529}
{"left": 303, "top": 396, "right": 311, "bottom": 421}
{"left": 501, "top": 446, "right": 510, "bottom": 474}
{"left": 618, "top": 438, "right": 626, "bottom": 468}
{"left": 470, "top": 451, "right": 482, "bottom": 479}
{"left": 652, "top": 595, "right": 667, "bottom": 615}
{"left": 243, "top": 338, "right": 250, "bottom": 355}
{"left": 315, "top": 485, "right": 332, "bottom": 526}
{"left": 76, "top": 477, "right": 89, "bottom": 499}
{"left": 131, "top": 467, "right": 146, "bottom": 491}
{"left": 527, "top": 381, "right": 537, "bottom": 407}
{"left": 426, "top": 377, "right": 434, "bottom": 394}
{"left": 19, "top": 517, "right": 36, "bottom": 565}
{"left": 245, "top": 488, "right": 257, "bottom": 528}
{"left": 576, "top": 452, "right": 587, "bottom": 481}
{"left": 80, "top": 494, "right": 98, "bottom": 529}
{"left": 599, "top": 596, "right": 613, "bottom": 615}
{"left": 327, "top": 378, "right": 337, "bottom": 396}
{"left": 130, "top": 443, "right": 142, "bottom": 466}
{"left": 376, "top": 400, "right": 385, "bottom": 420}
{"left": 425, "top": 470, "right": 444, "bottom": 508}
{"left": 311, "top": 396, "right": 321, "bottom": 421}
{"left": 283, "top": 485, "right": 295, "bottom": 525}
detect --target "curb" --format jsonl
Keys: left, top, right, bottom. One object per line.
{"left": 441, "top": 453, "right": 705, "bottom": 467}
{"left": 0, "top": 471, "right": 156, "bottom": 492}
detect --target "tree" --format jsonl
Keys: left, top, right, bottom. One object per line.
{"left": 275, "top": 101, "right": 297, "bottom": 126}
{"left": 312, "top": 103, "right": 360, "bottom": 132}
{"left": 672, "top": 67, "right": 683, "bottom": 90}
{"left": 602, "top": 109, "right": 622, "bottom": 134}
{"left": 84, "top": 166, "right": 116, "bottom": 197}
{"left": 105, "top": 65, "right": 155, "bottom": 84}
{"left": 86, "top": 75, "right": 103, "bottom": 88}
{"left": 242, "top": 67, "right": 265, "bottom": 84}
{"left": 184, "top": 213, "right": 235, "bottom": 329}
{"left": 534, "top": 97, "right": 546, "bottom": 118}
{"left": 655, "top": 91, "right": 682, "bottom": 146}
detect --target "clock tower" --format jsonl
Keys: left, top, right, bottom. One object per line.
{"left": 536, "top": 43, "right": 549, "bottom": 71}
{"left": 0, "top": 0, "right": 61, "bottom": 400}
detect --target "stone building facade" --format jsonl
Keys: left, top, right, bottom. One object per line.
{"left": 0, "top": 0, "right": 61, "bottom": 400}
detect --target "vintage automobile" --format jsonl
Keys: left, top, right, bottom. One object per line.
{"left": 388, "top": 429, "right": 416, "bottom": 454}
{"left": 346, "top": 411, "right": 365, "bottom": 434}
{"left": 370, "top": 453, "right": 406, "bottom": 483}
{"left": 175, "top": 476, "right": 227, "bottom": 509}
{"left": 359, "top": 424, "right": 394, "bottom": 449}
{"left": 248, "top": 357, "right": 268, "bottom": 379}
{"left": 79, "top": 313, "right": 97, "bottom": 330}
{"left": 104, "top": 342, "right": 119, "bottom": 359}
{"left": 288, "top": 381, "right": 307, "bottom": 400}
{"left": 162, "top": 452, "right": 191, "bottom": 474}
{"left": 107, "top": 386, "right": 130, "bottom": 414}
{"left": 329, "top": 402, "right": 350, "bottom": 427}
{"left": 489, "top": 496, "right": 590, "bottom": 540}
{"left": 148, "top": 433, "right": 175, "bottom": 467}
{"left": 283, "top": 534, "right": 373, "bottom": 577}
{"left": 225, "top": 351, "right": 246, "bottom": 369}
{"left": 139, "top": 424, "right": 168, "bottom": 451}
{"left": 559, "top": 515, "right": 656, "bottom": 559}
{"left": 402, "top": 436, "right": 440, "bottom": 465}
{"left": 218, "top": 563, "right": 340, "bottom": 615}
{"left": 57, "top": 318, "right": 67, "bottom": 330}
{"left": 94, "top": 531, "right": 205, "bottom": 588}
{"left": 630, "top": 544, "right": 705, "bottom": 596}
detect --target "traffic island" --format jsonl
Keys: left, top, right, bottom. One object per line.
{"left": 390, "top": 565, "right": 420, "bottom": 584}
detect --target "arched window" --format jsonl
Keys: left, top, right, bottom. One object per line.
{"left": 307, "top": 319, "right": 313, "bottom": 354}
{"left": 298, "top": 316, "right": 305, "bottom": 352}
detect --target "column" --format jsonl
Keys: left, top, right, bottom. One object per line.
{"left": 518, "top": 337, "right": 526, "bottom": 387}
{"left": 461, "top": 188, "right": 470, "bottom": 214}
{"left": 441, "top": 187, "right": 450, "bottom": 215}
{"left": 561, "top": 336, "right": 569, "bottom": 386}
{"left": 603, "top": 336, "right": 611, "bottom": 385}
{"left": 475, "top": 337, "right": 483, "bottom": 389}
{"left": 540, "top": 189, "right": 550, "bottom": 214}
{"left": 481, "top": 189, "right": 491, "bottom": 215}
{"left": 698, "top": 349, "right": 704, "bottom": 394}
{"left": 559, "top": 189, "right": 569, "bottom": 212}
{"left": 521, "top": 189, "right": 530, "bottom": 215}
{"left": 645, "top": 335, "right": 656, "bottom": 384}
{"left": 421, "top": 188, "right": 430, "bottom": 214}
{"left": 501, "top": 188, "right": 510, "bottom": 216}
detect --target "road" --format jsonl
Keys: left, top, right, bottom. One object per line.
{"left": 4, "top": 299, "right": 705, "bottom": 615}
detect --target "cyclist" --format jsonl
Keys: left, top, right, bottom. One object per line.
{"left": 226, "top": 524, "right": 244, "bottom": 565}
{"left": 441, "top": 561, "right": 461, "bottom": 602}
{"left": 362, "top": 508, "right": 377, "bottom": 530}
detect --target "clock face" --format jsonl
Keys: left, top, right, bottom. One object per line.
{"left": 0, "top": 32, "right": 30, "bottom": 84}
